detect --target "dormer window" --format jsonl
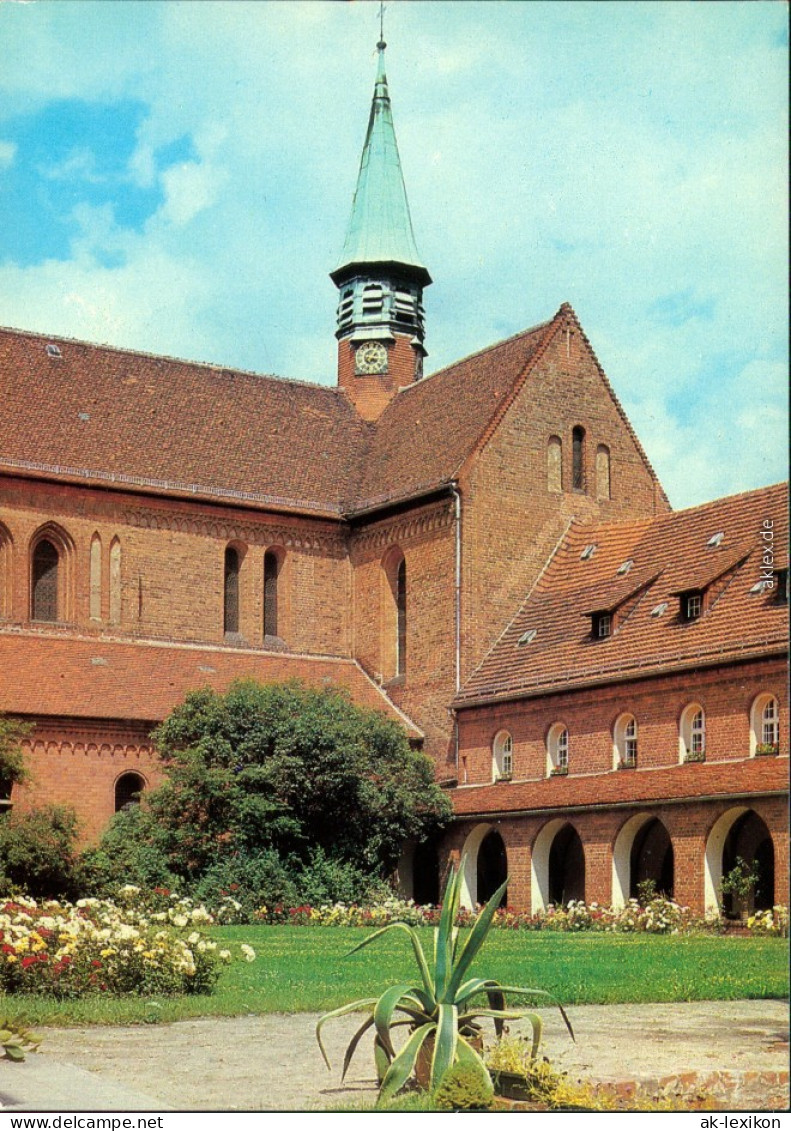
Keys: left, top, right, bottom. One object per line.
{"left": 774, "top": 568, "right": 788, "bottom": 603}
{"left": 580, "top": 544, "right": 597, "bottom": 561}
{"left": 593, "top": 612, "right": 612, "bottom": 639}
{"left": 707, "top": 532, "right": 724, "bottom": 548}
{"left": 681, "top": 591, "right": 702, "bottom": 621}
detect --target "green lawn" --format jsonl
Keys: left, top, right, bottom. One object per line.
{"left": 7, "top": 926, "right": 788, "bottom": 1027}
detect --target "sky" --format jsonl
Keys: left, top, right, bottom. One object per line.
{"left": 0, "top": 0, "right": 787, "bottom": 509}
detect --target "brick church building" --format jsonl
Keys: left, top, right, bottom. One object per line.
{"left": 0, "top": 40, "right": 787, "bottom": 915}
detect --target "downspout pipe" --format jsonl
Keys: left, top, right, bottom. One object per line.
{"left": 450, "top": 483, "right": 462, "bottom": 777}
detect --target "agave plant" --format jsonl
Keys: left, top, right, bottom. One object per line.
{"left": 316, "top": 857, "right": 574, "bottom": 1102}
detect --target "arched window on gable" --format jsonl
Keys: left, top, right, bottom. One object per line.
{"left": 596, "top": 444, "right": 611, "bottom": 500}
{"left": 263, "top": 549, "right": 281, "bottom": 638}
{"left": 109, "top": 538, "right": 122, "bottom": 625}
{"left": 547, "top": 435, "right": 562, "bottom": 493}
{"left": 89, "top": 534, "right": 102, "bottom": 621}
{"left": 572, "top": 426, "right": 586, "bottom": 492}
{"left": 32, "top": 539, "right": 60, "bottom": 622}
{"left": 223, "top": 546, "right": 241, "bottom": 635}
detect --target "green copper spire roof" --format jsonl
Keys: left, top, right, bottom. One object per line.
{"left": 333, "top": 40, "right": 431, "bottom": 285}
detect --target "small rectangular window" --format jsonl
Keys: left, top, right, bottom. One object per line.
{"left": 684, "top": 593, "right": 702, "bottom": 620}
{"left": 595, "top": 613, "right": 612, "bottom": 639}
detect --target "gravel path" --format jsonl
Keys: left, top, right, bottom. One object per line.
{"left": 19, "top": 1000, "right": 788, "bottom": 1112}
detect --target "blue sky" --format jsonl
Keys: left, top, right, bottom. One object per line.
{"left": 0, "top": 0, "right": 787, "bottom": 508}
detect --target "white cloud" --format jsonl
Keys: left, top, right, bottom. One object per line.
{"left": 0, "top": 140, "right": 16, "bottom": 170}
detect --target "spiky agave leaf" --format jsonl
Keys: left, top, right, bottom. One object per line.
{"left": 315, "top": 997, "right": 378, "bottom": 1070}
{"left": 373, "top": 983, "right": 428, "bottom": 1060}
{"left": 429, "top": 1001, "right": 459, "bottom": 1091}
{"left": 377, "top": 1022, "right": 436, "bottom": 1105}
{"left": 481, "top": 983, "right": 575, "bottom": 1042}
{"left": 445, "top": 875, "right": 509, "bottom": 1001}
{"left": 433, "top": 863, "right": 463, "bottom": 1001}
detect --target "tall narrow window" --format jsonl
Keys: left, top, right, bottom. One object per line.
{"left": 547, "top": 436, "right": 562, "bottom": 493}
{"left": 263, "top": 550, "right": 279, "bottom": 637}
{"left": 224, "top": 547, "right": 240, "bottom": 634}
{"left": 762, "top": 697, "right": 779, "bottom": 746}
{"left": 89, "top": 534, "right": 102, "bottom": 621}
{"left": 32, "top": 539, "right": 59, "bottom": 622}
{"left": 396, "top": 557, "right": 407, "bottom": 676}
{"left": 690, "top": 709, "right": 705, "bottom": 755}
{"left": 572, "top": 426, "right": 586, "bottom": 491}
{"left": 109, "top": 538, "right": 122, "bottom": 625}
{"left": 595, "top": 444, "right": 611, "bottom": 500}
{"left": 0, "top": 524, "right": 13, "bottom": 620}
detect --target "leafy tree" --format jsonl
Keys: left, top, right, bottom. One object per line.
{"left": 0, "top": 714, "right": 31, "bottom": 796}
{"left": 0, "top": 805, "right": 82, "bottom": 898}
{"left": 97, "top": 681, "right": 451, "bottom": 895}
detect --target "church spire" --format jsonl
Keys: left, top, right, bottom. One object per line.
{"left": 332, "top": 30, "right": 431, "bottom": 420}
{"left": 332, "top": 38, "right": 430, "bottom": 286}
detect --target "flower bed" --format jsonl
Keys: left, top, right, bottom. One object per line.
{"left": 253, "top": 896, "right": 787, "bottom": 936}
{"left": 0, "top": 887, "right": 255, "bottom": 997}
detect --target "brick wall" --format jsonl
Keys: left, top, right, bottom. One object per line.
{"left": 337, "top": 333, "right": 420, "bottom": 420}
{"left": 456, "top": 656, "right": 787, "bottom": 785}
{"left": 11, "top": 718, "right": 163, "bottom": 845}
{"left": 350, "top": 497, "right": 458, "bottom": 769}
{"left": 0, "top": 476, "right": 351, "bottom": 656}
{"left": 459, "top": 312, "right": 667, "bottom": 682}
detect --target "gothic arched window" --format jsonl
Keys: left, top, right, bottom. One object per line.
{"left": 32, "top": 539, "right": 60, "bottom": 622}
{"left": 264, "top": 549, "right": 280, "bottom": 638}
{"left": 224, "top": 546, "right": 240, "bottom": 634}
{"left": 572, "top": 426, "right": 586, "bottom": 492}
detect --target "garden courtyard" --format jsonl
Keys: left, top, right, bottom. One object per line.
{"left": 1, "top": 927, "right": 788, "bottom": 1112}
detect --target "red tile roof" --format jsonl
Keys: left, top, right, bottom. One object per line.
{"left": 456, "top": 482, "right": 789, "bottom": 706}
{"left": 358, "top": 319, "right": 555, "bottom": 507}
{"left": 451, "top": 756, "right": 788, "bottom": 817}
{"left": 0, "top": 631, "right": 423, "bottom": 739}
{"left": 0, "top": 329, "right": 368, "bottom": 517}
{"left": 0, "top": 304, "right": 665, "bottom": 516}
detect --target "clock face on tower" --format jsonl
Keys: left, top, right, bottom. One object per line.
{"left": 355, "top": 341, "right": 388, "bottom": 375}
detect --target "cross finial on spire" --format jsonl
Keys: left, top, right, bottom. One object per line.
{"left": 378, "top": 1, "right": 386, "bottom": 52}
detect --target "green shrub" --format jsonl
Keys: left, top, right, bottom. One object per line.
{"left": 295, "top": 847, "right": 389, "bottom": 907}
{"left": 433, "top": 1061, "right": 494, "bottom": 1111}
{"left": 0, "top": 806, "right": 81, "bottom": 898}
{"left": 192, "top": 850, "right": 298, "bottom": 918}
{"left": 0, "top": 715, "right": 31, "bottom": 798}
{"left": 78, "top": 805, "right": 176, "bottom": 897}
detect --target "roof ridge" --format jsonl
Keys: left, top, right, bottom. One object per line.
{"left": 411, "top": 315, "right": 555, "bottom": 392}
{"left": 0, "top": 323, "right": 344, "bottom": 397}
{"left": 666, "top": 480, "right": 789, "bottom": 516}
